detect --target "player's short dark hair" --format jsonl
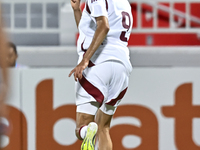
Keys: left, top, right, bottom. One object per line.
{"left": 8, "top": 42, "right": 17, "bottom": 55}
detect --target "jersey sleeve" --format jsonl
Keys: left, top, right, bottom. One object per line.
{"left": 88, "top": 0, "right": 108, "bottom": 18}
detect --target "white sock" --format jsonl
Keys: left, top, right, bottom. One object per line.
{"left": 80, "top": 125, "right": 88, "bottom": 139}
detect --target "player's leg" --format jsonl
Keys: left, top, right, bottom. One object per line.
{"left": 75, "top": 62, "right": 110, "bottom": 148}
{"left": 95, "top": 61, "right": 130, "bottom": 150}
{"left": 75, "top": 102, "right": 99, "bottom": 149}
{"left": 95, "top": 108, "right": 113, "bottom": 150}
{"left": 75, "top": 112, "right": 95, "bottom": 140}
{"left": 75, "top": 61, "right": 125, "bottom": 149}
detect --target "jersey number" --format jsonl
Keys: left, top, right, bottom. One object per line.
{"left": 120, "top": 11, "right": 131, "bottom": 42}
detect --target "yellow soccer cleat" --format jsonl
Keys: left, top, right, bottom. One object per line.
{"left": 81, "top": 122, "right": 98, "bottom": 150}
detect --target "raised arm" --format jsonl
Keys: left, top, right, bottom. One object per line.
{"left": 81, "top": 16, "right": 109, "bottom": 65}
{"left": 69, "top": 16, "right": 109, "bottom": 81}
{"left": 71, "top": 0, "right": 82, "bottom": 28}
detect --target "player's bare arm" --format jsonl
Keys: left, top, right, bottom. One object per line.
{"left": 81, "top": 16, "right": 109, "bottom": 65}
{"left": 71, "top": 0, "right": 82, "bottom": 27}
{"left": 69, "top": 16, "right": 110, "bottom": 81}
{"left": 0, "top": 11, "right": 8, "bottom": 96}
{"left": 0, "top": 9, "right": 9, "bottom": 117}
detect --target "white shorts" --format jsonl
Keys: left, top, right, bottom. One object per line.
{"left": 76, "top": 60, "right": 130, "bottom": 115}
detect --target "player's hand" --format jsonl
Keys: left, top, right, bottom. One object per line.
{"left": 68, "top": 59, "right": 89, "bottom": 82}
{"left": 71, "top": 0, "right": 81, "bottom": 11}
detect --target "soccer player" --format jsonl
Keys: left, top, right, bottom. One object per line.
{"left": 69, "top": 0, "right": 133, "bottom": 149}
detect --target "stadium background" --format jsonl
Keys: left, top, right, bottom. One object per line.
{"left": 1, "top": 0, "right": 200, "bottom": 149}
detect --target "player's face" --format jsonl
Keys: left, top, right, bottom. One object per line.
{"left": 7, "top": 47, "right": 17, "bottom": 67}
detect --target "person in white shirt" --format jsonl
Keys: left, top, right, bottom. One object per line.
{"left": 69, "top": 0, "right": 133, "bottom": 149}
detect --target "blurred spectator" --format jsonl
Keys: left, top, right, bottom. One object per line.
{"left": 7, "top": 42, "right": 18, "bottom": 67}
{"left": 7, "top": 42, "right": 28, "bottom": 68}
